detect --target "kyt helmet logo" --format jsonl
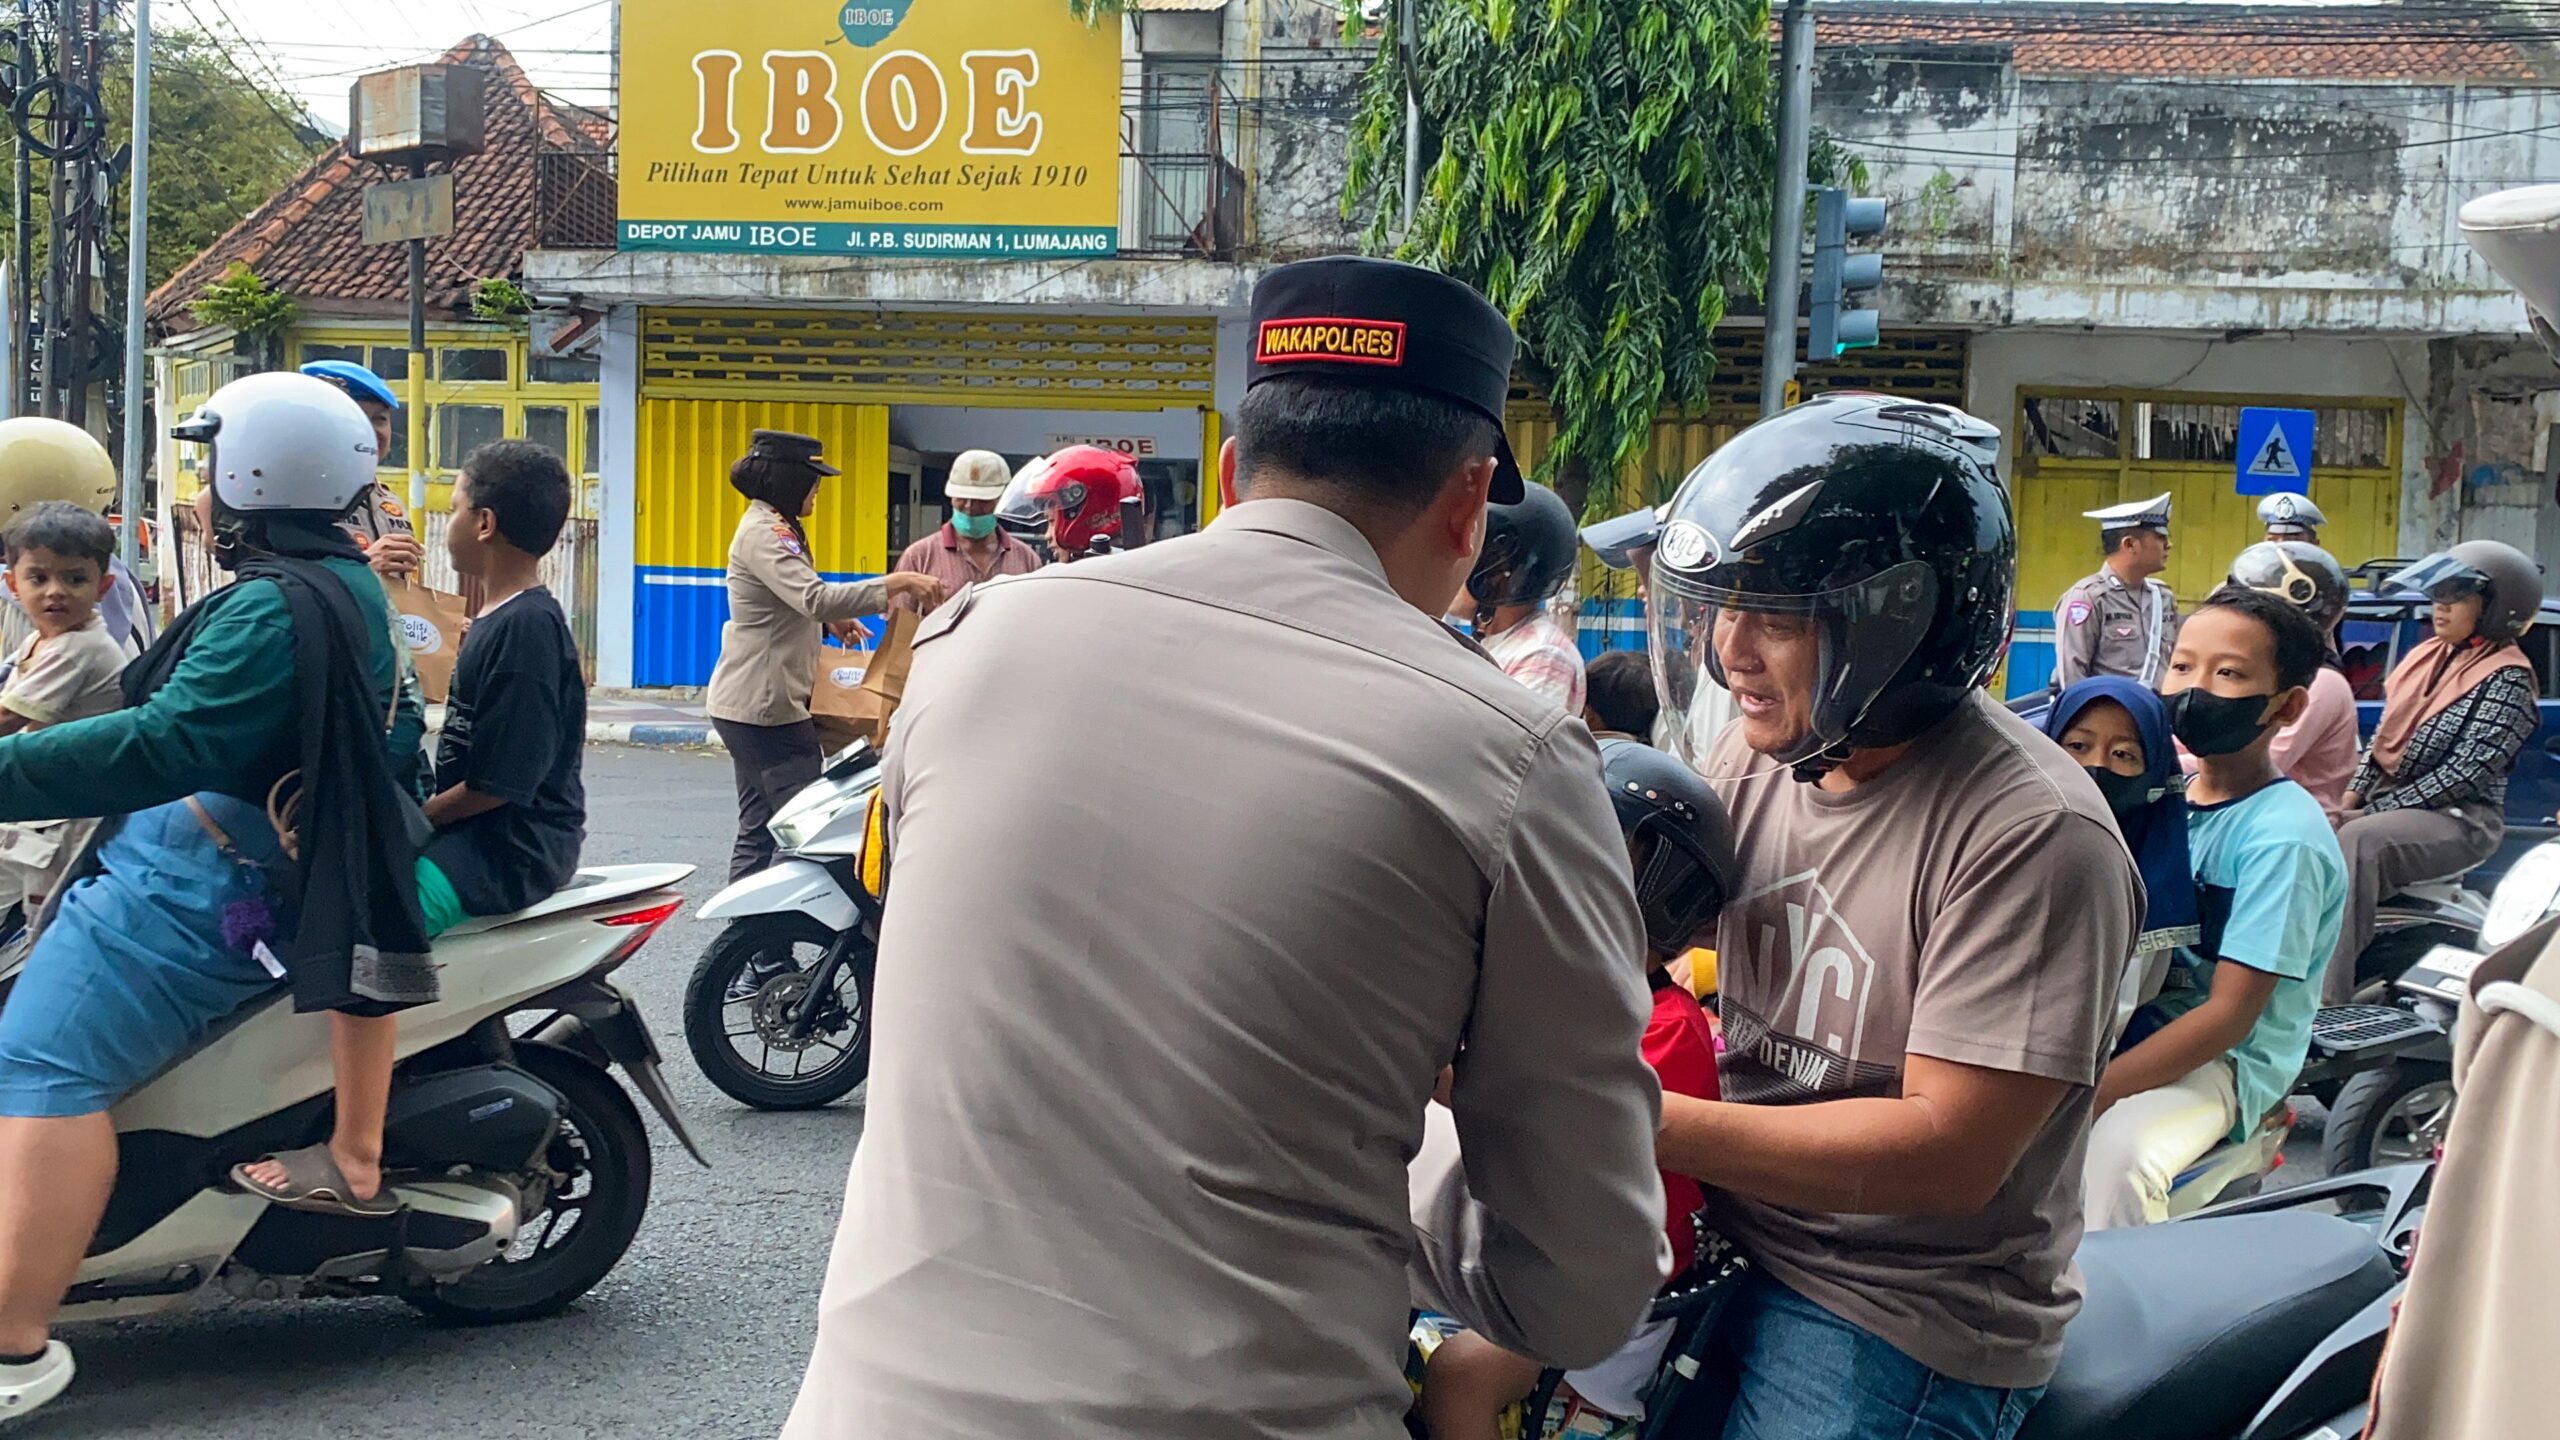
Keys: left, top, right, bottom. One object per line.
{"left": 838, "top": 1, "right": 916, "bottom": 47}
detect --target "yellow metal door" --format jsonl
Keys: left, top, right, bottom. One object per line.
{"left": 633, "top": 397, "right": 891, "bottom": 687}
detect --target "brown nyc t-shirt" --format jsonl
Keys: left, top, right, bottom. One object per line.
{"left": 1701, "top": 690, "right": 2138, "bottom": 1389}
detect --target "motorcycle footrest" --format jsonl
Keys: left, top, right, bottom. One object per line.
{"left": 2310, "top": 1003, "right": 2439, "bottom": 1060}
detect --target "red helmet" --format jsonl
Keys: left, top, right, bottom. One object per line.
{"left": 1000, "top": 445, "right": 1144, "bottom": 558}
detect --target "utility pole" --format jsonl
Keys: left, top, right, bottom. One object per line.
{"left": 1400, "top": 0, "right": 1421, "bottom": 233}
{"left": 11, "top": 0, "right": 31, "bottom": 417}
{"left": 117, "top": 0, "right": 148, "bottom": 567}
{"left": 1760, "top": 0, "right": 1814, "bottom": 419}
{"left": 37, "top": 0, "right": 72, "bottom": 417}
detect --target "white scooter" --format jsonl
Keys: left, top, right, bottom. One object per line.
{"left": 684, "top": 744, "right": 886, "bottom": 1110}
{"left": 0, "top": 864, "right": 703, "bottom": 1339}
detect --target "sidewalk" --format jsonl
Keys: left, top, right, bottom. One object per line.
{"left": 588, "top": 692, "right": 720, "bottom": 749}
{"left": 428, "top": 691, "right": 721, "bottom": 750}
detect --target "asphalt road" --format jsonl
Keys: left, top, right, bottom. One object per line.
{"left": 40, "top": 743, "right": 2336, "bottom": 1437}
{"left": 47, "top": 746, "right": 841, "bottom": 1440}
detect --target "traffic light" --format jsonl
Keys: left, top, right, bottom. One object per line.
{"left": 1807, "top": 186, "right": 1888, "bottom": 363}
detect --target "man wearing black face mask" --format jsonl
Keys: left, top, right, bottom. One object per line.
{"left": 2081, "top": 588, "right": 2346, "bottom": 1231}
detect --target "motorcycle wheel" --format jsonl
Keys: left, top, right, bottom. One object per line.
{"left": 2322, "top": 1061, "right": 2457, "bottom": 1175}
{"left": 683, "top": 914, "right": 873, "bottom": 1111}
{"left": 408, "top": 1045, "right": 654, "bottom": 1324}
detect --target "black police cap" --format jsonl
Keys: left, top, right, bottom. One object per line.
{"left": 747, "top": 429, "right": 840, "bottom": 477}
{"left": 1248, "top": 257, "right": 1525, "bottom": 502}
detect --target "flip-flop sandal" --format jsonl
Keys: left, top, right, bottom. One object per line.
{"left": 229, "top": 1145, "right": 400, "bottom": 1219}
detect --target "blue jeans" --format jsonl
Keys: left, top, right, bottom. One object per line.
{"left": 1689, "top": 1274, "right": 2043, "bottom": 1440}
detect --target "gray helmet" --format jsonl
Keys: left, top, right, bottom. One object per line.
{"left": 1597, "top": 738, "right": 1738, "bottom": 956}
{"left": 2229, "top": 541, "right": 2349, "bottom": 631}
{"left": 2387, "top": 540, "right": 2545, "bottom": 642}
{"left": 1469, "top": 482, "right": 1580, "bottom": 610}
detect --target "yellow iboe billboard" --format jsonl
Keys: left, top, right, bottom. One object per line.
{"left": 617, "top": 0, "right": 1122, "bottom": 258}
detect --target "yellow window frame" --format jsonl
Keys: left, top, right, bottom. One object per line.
{"left": 290, "top": 325, "right": 602, "bottom": 515}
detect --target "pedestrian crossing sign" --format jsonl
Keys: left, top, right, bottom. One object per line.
{"left": 2235, "top": 407, "right": 2316, "bottom": 496}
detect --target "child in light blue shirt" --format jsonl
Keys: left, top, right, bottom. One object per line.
{"left": 2083, "top": 587, "right": 2346, "bottom": 1230}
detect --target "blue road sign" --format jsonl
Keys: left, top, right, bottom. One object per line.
{"left": 2235, "top": 407, "right": 2316, "bottom": 496}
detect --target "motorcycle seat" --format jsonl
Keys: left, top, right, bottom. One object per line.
{"left": 438, "top": 864, "right": 696, "bottom": 939}
{"left": 2017, "top": 1212, "right": 2396, "bottom": 1440}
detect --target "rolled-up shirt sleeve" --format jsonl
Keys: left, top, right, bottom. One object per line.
{"left": 1408, "top": 723, "right": 1666, "bottom": 1368}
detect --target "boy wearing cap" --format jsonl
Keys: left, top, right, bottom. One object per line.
{"left": 783, "top": 257, "right": 1663, "bottom": 1440}
{"left": 2052, "top": 493, "right": 2179, "bottom": 690}
{"left": 890, "top": 449, "right": 1043, "bottom": 613}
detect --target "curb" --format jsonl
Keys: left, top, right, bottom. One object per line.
{"left": 590, "top": 720, "right": 723, "bottom": 751}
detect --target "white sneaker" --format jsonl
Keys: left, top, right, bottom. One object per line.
{"left": 0, "top": 1341, "right": 72, "bottom": 1420}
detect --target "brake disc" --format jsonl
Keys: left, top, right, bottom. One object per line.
{"left": 750, "top": 974, "right": 835, "bottom": 1054}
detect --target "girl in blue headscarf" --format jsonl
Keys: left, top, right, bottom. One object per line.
{"left": 2043, "top": 677, "right": 2202, "bottom": 1037}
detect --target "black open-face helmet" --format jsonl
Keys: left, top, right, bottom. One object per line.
{"left": 1649, "top": 393, "right": 2014, "bottom": 777}
{"left": 2229, "top": 541, "right": 2349, "bottom": 632}
{"left": 1468, "top": 481, "right": 1580, "bottom": 615}
{"left": 1598, "top": 738, "right": 1739, "bottom": 957}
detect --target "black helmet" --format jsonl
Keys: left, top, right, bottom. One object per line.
{"left": 1468, "top": 481, "right": 1579, "bottom": 613}
{"left": 1598, "top": 738, "right": 1739, "bottom": 956}
{"left": 2387, "top": 540, "right": 2545, "bottom": 642}
{"left": 1649, "top": 393, "right": 2014, "bottom": 776}
{"left": 2229, "top": 541, "right": 2349, "bottom": 632}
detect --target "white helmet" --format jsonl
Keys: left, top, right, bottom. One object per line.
{"left": 175, "top": 372, "right": 379, "bottom": 516}
{"left": 2256, "top": 492, "right": 2326, "bottom": 536}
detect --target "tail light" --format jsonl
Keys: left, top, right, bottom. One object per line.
{"left": 596, "top": 898, "right": 684, "bottom": 969}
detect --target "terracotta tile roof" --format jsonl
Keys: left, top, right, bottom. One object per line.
{"left": 1819, "top": 4, "right": 2546, "bottom": 83}
{"left": 147, "top": 36, "right": 614, "bottom": 331}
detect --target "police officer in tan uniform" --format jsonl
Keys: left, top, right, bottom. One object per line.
{"left": 2052, "top": 493, "right": 2179, "bottom": 690}
{"left": 705, "top": 431, "right": 941, "bottom": 881}
{"left": 301, "top": 360, "right": 426, "bottom": 580}
{"left": 783, "top": 258, "right": 1667, "bottom": 1440}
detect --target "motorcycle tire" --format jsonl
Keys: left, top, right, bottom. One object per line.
{"left": 407, "top": 1045, "right": 654, "bottom": 1325}
{"left": 683, "top": 914, "right": 873, "bottom": 1111}
{"left": 2321, "top": 1061, "right": 2457, "bottom": 1176}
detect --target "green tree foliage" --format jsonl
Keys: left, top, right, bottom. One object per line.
{"left": 112, "top": 29, "right": 322, "bottom": 289}
{"left": 189, "top": 261, "right": 295, "bottom": 344}
{"left": 1342, "top": 0, "right": 1776, "bottom": 508}
{"left": 23, "top": 28, "right": 320, "bottom": 290}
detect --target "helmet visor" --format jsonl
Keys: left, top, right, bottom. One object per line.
{"left": 996, "top": 462, "right": 1063, "bottom": 530}
{"left": 2385, "top": 553, "right": 2489, "bottom": 602}
{"left": 1631, "top": 822, "right": 1727, "bottom": 956}
{"left": 1649, "top": 559, "right": 1940, "bottom": 769}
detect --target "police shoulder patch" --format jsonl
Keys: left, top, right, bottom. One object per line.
{"left": 771, "top": 525, "right": 806, "bottom": 560}
{"left": 2066, "top": 601, "right": 2092, "bottom": 626}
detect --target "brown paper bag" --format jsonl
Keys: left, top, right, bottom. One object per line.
{"left": 860, "top": 607, "right": 919, "bottom": 709}
{"left": 808, "top": 609, "right": 918, "bottom": 750}
{"left": 385, "top": 578, "right": 472, "bottom": 703}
